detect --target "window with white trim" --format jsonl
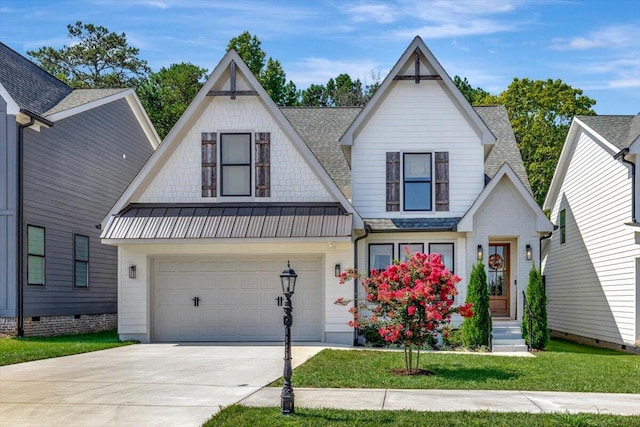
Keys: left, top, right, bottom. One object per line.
{"left": 220, "top": 133, "right": 251, "bottom": 196}
{"left": 74, "top": 234, "right": 89, "bottom": 287}
{"left": 369, "top": 243, "right": 393, "bottom": 274}
{"left": 27, "top": 225, "right": 45, "bottom": 286}
{"left": 403, "top": 153, "right": 432, "bottom": 211}
{"left": 429, "top": 242, "right": 455, "bottom": 273}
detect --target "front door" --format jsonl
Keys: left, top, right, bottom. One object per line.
{"left": 488, "top": 243, "right": 510, "bottom": 317}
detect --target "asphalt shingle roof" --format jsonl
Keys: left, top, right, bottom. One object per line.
{"left": 44, "top": 88, "right": 129, "bottom": 116}
{"left": 282, "top": 104, "right": 532, "bottom": 199}
{"left": 577, "top": 114, "right": 640, "bottom": 150}
{"left": 281, "top": 107, "right": 360, "bottom": 199}
{"left": 476, "top": 105, "right": 532, "bottom": 192}
{"left": 365, "top": 217, "right": 461, "bottom": 232}
{"left": 0, "top": 42, "right": 72, "bottom": 115}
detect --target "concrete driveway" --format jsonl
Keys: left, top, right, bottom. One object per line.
{"left": 0, "top": 343, "right": 325, "bottom": 427}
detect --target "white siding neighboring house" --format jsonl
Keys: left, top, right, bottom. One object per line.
{"left": 543, "top": 114, "right": 640, "bottom": 350}
{"left": 102, "top": 37, "right": 552, "bottom": 345}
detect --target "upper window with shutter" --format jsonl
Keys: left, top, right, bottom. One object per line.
{"left": 202, "top": 132, "right": 270, "bottom": 198}
{"left": 27, "top": 225, "right": 45, "bottom": 286}
{"left": 386, "top": 151, "right": 449, "bottom": 212}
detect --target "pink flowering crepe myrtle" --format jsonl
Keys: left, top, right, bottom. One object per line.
{"left": 336, "top": 251, "right": 473, "bottom": 373}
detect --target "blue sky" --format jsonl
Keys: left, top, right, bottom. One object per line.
{"left": 1, "top": 0, "right": 639, "bottom": 114}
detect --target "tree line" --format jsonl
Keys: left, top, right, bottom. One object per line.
{"left": 28, "top": 22, "right": 596, "bottom": 206}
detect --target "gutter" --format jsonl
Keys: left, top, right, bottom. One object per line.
{"left": 16, "top": 109, "right": 53, "bottom": 337}
{"left": 614, "top": 148, "right": 636, "bottom": 223}
{"left": 352, "top": 225, "right": 370, "bottom": 346}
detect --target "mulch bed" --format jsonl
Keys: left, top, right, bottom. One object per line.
{"left": 390, "top": 368, "right": 435, "bottom": 376}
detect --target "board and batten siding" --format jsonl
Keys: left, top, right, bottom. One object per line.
{"left": 350, "top": 80, "right": 485, "bottom": 218}
{"left": 137, "top": 96, "right": 334, "bottom": 204}
{"left": 21, "top": 98, "right": 154, "bottom": 317}
{"left": 0, "top": 99, "right": 18, "bottom": 317}
{"left": 544, "top": 129, "right": 638, "bottom": 346}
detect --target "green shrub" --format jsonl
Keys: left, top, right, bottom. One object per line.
{"left": 461, "top": 261, "right": 490, "bottom": 348}
{"left": 360, "top": 325, "right": 386, "bottom": 347}
{"left": 442, "top": 328, "right": 464, "bottom": 349}
{"left": 522, "top": 264, "right": 549, "bottom": 350}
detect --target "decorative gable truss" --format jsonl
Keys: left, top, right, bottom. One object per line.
{"left": 201, "top": 131, "right": 271, "bottom": 198}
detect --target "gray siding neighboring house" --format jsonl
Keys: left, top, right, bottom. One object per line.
{"left": 0, "top": 42, "right": 159, "bottom": 336}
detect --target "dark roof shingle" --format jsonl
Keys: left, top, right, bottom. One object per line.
{"left": 282, "top": 104, "right": 531, "bottom": 197}
{"left": 281, "top": 107, "right": 360, "bottom": 199}
{"left": 577, "top": 114, "right": 640, "bottom": 150}
{"left": 0, "top": 42, "right": 72, "bottom": 115}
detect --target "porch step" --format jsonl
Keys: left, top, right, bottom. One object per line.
{"left": 492, "top": 321, "right": 528, "bottom": 353}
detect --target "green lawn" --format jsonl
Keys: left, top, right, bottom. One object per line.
{"left": 204, "top": 406, "right": 640, "bottom": 427}
{"left": 278, "top": 340, "right": 640, "bottom": 393}
{"left": 0, "top": 330, "right": 134, "bottom": 366}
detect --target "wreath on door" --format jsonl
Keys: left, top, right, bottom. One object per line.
{"left": 488, "top": 253, "right": 503, "bottom": 270}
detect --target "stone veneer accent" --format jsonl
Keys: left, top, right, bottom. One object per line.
{"left": 0, "top": 313, "right": 117, "bottom": 337}
{"left": 550, "top": 329, "right": 639, "bottom": 355}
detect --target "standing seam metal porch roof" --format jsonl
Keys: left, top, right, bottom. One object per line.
{"left": 101, "top": 204, "right": 353, "bottom": 239}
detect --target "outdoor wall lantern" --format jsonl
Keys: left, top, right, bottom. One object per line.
{"left": 129, "top": 265, "right": 136, "bottom": 279}
{"left": 334, "top": 263, "right": 341, "bottom": 277}
{"left": 477, "top": 245, "right": 483, "bottom": 261}
{"left": 279, "top": 261, "right": 298, "bottom": 415}
{"left": 525, "top": 244, "right": 533, "bottom": 261}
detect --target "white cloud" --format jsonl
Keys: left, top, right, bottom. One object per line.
{"left": 391, "top": 19, "right": 516, "bottom": 39}
{"left": 343, "top": 3, "right": 397, "bottom": 23}
{"left": 551, "top": 24, "right": 640, "bottom": 50}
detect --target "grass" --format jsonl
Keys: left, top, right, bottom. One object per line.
{"left": 276, "top": 339, "right": 640, "bottom": 393}
{"left": 0, "top": 330, "right": 134, "bottom": 366}
{"left": 203, "top": 405, "right": 640, "bottom": 426}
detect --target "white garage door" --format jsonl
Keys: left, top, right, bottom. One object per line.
{"left": 153, "top": 256, "right": 323, "bottom": 342}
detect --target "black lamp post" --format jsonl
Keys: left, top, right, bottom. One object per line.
{"left": 280, "top": 261, "right": 297, "bottom": 415}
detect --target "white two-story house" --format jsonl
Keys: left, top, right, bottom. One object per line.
{"left": 543, "top": 114, "right": 640, "bottom": 351}
{"left": 101, "top": 37, "right": 552, "bottom": 344}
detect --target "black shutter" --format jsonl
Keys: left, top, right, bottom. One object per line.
{"left": 201, "top": 132, "right": 217, "bottom": 197}
{"left": 386, "top": 152, "right": 400, "bottom": 211}
{"left": 255, "top": 132, "right": 271, "bottom": 197}
{"left": 435, "top": 151, "right": 449, "bottom": 211}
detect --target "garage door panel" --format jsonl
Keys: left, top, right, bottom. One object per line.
{"left": 153, "top": 256, "right": 323, "bottom": 342}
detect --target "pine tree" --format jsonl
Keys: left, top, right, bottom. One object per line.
{"left": 461, "top": 261, "right": 490, "bottom": 348}
{"left": 522, "top": 264, "right": 550, "bottom": 349}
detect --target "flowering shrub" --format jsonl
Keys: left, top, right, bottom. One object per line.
{"left": 336, "top": 251, "right": 473, "bottom": 373}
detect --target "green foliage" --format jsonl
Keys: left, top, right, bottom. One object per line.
{"left": 452, "top": 76, "right": 596, "bottom": 206}
{"left": 226, "top": 31, "right": 265, "bottom": 77}
{"left": 492, "top": 78, "right": 596, "bottom": 205}
{"left": 28, "top": 21, "right": 150, "bottom": 88}
{"left": 137, "top": 62, "right": 207, "bottom": 139}
{"left": 227, "top": 31, "right": 298, "bottom": 106}
{"left": 298, "top": 72, "right": 380, "bottom": 107}
{"left": 523, "top": 264, "right": 550, "bottom": 350}
{"left": 441, "top": 328, "right": 464, "bottom": 349}
{"left": 461, "top": 262, "right": 490, "bottom": 348}
{"left": 205, "top": 405, "right": 640, "bottom": 427}
{"left": 0, "top": 330, "right": 133, "bottom": 366}
{"left": 453, "top": 75, "right": 490, "bottom": 104}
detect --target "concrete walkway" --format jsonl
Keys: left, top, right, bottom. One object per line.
{"left": 242, "top": 387, "right": 640, "bottom": 416}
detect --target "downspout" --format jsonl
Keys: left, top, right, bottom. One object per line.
{"left": 614, "top": 148, "right": 636, "bottom": 223}
{"left": 352, "top": 225, "right": 370, "bottom": 346}
{"left": 16, "top": 110, "right": 53, "bottom": 337}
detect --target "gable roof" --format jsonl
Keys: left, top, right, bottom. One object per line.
{"left": 283, "top": 105, "right": 530, "bottom": 197}
{"left": 576, "top": 114, "right": 640, "bottom": 150}
{"left": 544, "top": 114, "right": 639, "bottom": 210}
{"left": 0, "top": 41, "right": 72, "bottom": 115}
{"left": 0, "top": 42, "right": 159, "bottom": 147}
{"left": 476, "top": 105, "right": 532, "bottom": 193}
{"left": 339, "top": 36, "right": 495, "bottom": 151}
{"left": 103, "top": 49, "right": 364, "bottom": 230}
{"left": 281, "top": 107, "right": 360, "bottom": 199}
{"left": 458, "top": 162, "right": 553, "bottom": 233}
